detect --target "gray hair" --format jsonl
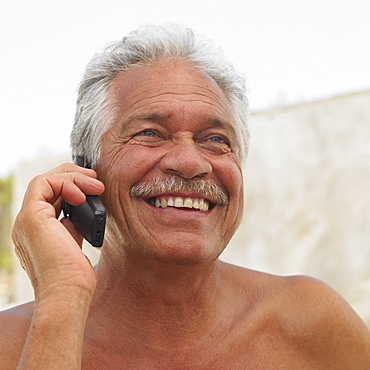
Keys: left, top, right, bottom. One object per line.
{"left": 70, "top": 23, "right": 249, "bottom": 168}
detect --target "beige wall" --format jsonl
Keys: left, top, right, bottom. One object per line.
{"left": 222, "top": 90, "right": 370, "bottom": 326}
{"left": 11, "top": 90, "right": 370, "bottom": 326}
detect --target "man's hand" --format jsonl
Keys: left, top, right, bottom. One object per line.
{"left": 13, "top": 163, "right": 104, "bottom": 299}
{"left": 11, "top": 163, "right": 105, "bottom": 369}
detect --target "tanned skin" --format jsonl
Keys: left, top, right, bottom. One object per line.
{"left": 1, "top": 60, "right": 369, "bottom": 369}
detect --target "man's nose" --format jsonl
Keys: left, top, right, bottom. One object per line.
{"left": 159, "top": 140, "right": 212, "bottom": 179}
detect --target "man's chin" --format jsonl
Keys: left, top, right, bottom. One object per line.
{"left": 144, "top": 235, "right": 225, "bottom": 267}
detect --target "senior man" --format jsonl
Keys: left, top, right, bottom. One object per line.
{"left": 1, "top": 24, "right": 370, "bottom": 369}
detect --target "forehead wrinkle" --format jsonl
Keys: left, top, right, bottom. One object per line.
{"left": 120, "top": 90, "right": 232, "bottom": 120}
{"left": 111, "top": 69, "right": 230, "bottom": 106}
{"left": 116, "top": 92, "right": 237, "bottom": 142}
{"left": 115, "top": 86, "right": 228, "bottom": 107}
{"left": 109, "top": 58, "right": 229, "bottom": 104}
{"left": 125, "top": 100, "right": 233, "bottom": 128}
{"left": 108, "top": 60, "right": 237, "bottom": 140}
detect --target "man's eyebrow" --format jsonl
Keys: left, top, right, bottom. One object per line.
{"left": 207, "top": 117, "right": 231, "bottom": 129}
{"left": 120, "top": 114, "right": 165, "bottom": 131}
{"left": 131, "top": 115, "right": 232, "bottom": 126}
{"left": 140, "top": 114, "right": 166, "bottom": 122}
{"left": 123, "top": 115, "right": 236, "bottom": 136}
{"left": 126, "top": 114, "right": 166, "bottom": 124}
{"left": 207, "top": 118, "right": 237, "bottom": 136}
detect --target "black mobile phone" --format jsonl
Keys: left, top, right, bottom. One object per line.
{"left": 62, "top": 156, "right": 106, "bottom": 248}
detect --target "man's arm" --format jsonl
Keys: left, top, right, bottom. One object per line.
{"left": 8, "top": 163, "right": 104, "bottom": 369}
{"left": 16, "top": 289, "right": 91, "bottom": 369}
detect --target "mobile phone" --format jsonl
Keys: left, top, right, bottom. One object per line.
{"left": 62, "top": 156, "right": 106, "bottom": 247}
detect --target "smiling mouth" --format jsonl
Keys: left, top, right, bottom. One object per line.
{"left": 146, "top": 196, "right": 212, "bottom": 211}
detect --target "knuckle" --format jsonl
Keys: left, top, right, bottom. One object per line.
{"left": 13, "top": 209, "right": 28, "bottom": 227}
{"left": 60, "top": 162, "right": 76, "bottom": 171}
{"left": 30, "top": 174, "right": 45, "bottom": 184}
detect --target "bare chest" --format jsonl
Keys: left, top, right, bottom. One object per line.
{"left": 81, "top": 329, "right": 317, "bottom": 369}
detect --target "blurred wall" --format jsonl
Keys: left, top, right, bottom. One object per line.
{"left": 11, "top": 90, "right": 370, "bottom": 326}
{"left": 222, "top": 89, "right": 370, "bottom": 326}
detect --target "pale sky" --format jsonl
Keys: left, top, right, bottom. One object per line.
{"left": 1, "top": 0, "right": 369, "bottom": 176}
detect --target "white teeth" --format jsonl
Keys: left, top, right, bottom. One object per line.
{"left": 160, "top": 198, "right": 167, "bottom": 208}
{"left": 184, "top": 198, "right": 192, "bottom": 208}
{"left": 199, "top": 199, "right": 204, "bottom": 211}
{"left": 151, "top": 196, "right": 210, "bottom": 211}
{"left": 174, "top": 197, "right": 183, "bottom": 207}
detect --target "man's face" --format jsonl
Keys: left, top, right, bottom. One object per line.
{"left": 97, "top": 59, "right": 244, "bottom": 265}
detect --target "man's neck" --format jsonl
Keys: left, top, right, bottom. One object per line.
{"left": 87, "top": 249, "right": 229, "bottom": 352}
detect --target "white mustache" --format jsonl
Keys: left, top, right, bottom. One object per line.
{"left": 130, "top": 176, "right": 228, "bottom": 205}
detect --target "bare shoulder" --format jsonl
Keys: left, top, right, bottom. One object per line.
{"left": 221, "top": 262, "right": 370, "bottom": 367}
{"left": 0, "top": 302, "right": 33, "bottom": 369}
{"left": 275, "top": 274, "right": 370, "bottom": 333}
{"left": 278, "top": 275, "right": 370, "bottom": 366}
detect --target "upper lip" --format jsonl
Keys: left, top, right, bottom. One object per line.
{"left": 130, "top": 176, "right": 229, "bottom": 206}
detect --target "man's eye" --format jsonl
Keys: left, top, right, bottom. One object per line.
{"left": 136, "top": 130, "right": 157, "bottom": 137}
{"left": 209, "top": 136, "right": 228, "bottom": 144}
